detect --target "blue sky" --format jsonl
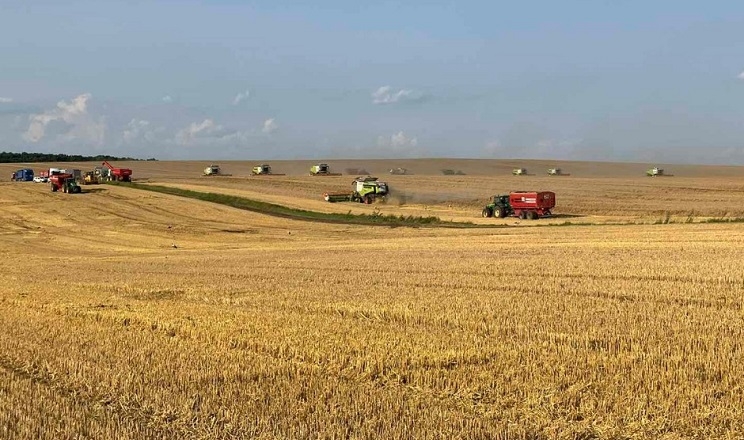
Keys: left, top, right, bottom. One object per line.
{"left": 1, "top": 0, "right": 743, "bottom": 163}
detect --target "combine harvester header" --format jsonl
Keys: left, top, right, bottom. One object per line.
{"left": 323, "top": 176, "right": 389, "bottom": 204}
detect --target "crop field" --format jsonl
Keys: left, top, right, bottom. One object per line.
{"left": 1, "top": 159, "right": 743, "bottom": 439}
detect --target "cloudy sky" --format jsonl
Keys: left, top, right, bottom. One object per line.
{"left": 1, "top": 0, "right": 743, "bottom": 163}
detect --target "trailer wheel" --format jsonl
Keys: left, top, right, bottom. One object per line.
{"left": 51, "top": 184, "right": 57, "bottom": 192}
{"left": 519, "top": 211, "right": 527, "bottom": 220}
{"left": 529, "top": 211, "right": 539, "bottom": 220}
{"left": 482, "top": 208, "right": 493, "bottom": 218}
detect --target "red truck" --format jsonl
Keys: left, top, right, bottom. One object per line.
{"left": 482, "top": 191, "right": 556, "bottom": 220}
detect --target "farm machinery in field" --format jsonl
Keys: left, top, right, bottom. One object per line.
{"left": 50, "top": 173, "right": 82, "bottom": 194}
{"left": 101, "top": 161, "right": 132, "bottom": 182}
{"left": 323, "top": 176, "right": 389, "bottom": 204}
{"left": 512, "top": 168, "right": 527, "bottom": 176}
{"left": 482, "top": 191, "right": 555, "bottom": 220}
{"left": 310, "top": 163, "right": 341, "bottom": 176}
{"left": 203, "top": 164, "right": 232, "bottom": 176}
{"left": 547, "top": 168, "right": 569, "bottom": 176}
{"left": 252, "top": 164, "right": 284, "bottom": 176}
{"left": 646, "top": 167, "right": 667, "bottom": 177}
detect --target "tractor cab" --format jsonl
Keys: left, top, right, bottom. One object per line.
{"left": 493, "top": 194, "right": 510, "bottom": 206}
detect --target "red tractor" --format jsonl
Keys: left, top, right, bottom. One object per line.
{"left": 102, "top": 161, "right": 132, "bottom": 182}
{"left": 50, "top": 173, "right": 82, "bottom": 194}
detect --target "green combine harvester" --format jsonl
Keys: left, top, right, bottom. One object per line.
{"left": 323, "top": 176, "right": 389, "bottom": 204}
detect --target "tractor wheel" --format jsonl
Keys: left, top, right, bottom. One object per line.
{"left": 482, "top": 208, "right": 493, "bottom": 218}
{"left": 72, "top": 186, "right": 81, "bottom": 194}
{"left": 494, "top": 207, "right": 506, "bottom": 218}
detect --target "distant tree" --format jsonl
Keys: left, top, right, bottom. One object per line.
{"left": 0, "top": 151, "right": 147, "bottom": 163}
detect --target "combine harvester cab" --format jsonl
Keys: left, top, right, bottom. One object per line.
{"left": 482, "top": 191, "right": 555, "bottom": 220}
{"left": 252, "top": 164, "right": 284, "bottom": 176}
{"left": 512, "top": 168, "right": 527, "bottom": 176}
{"left": 324, "top": 176, "right": 389, "bottom": 204}
{"left": 646, "top": 167, "right": 665, "bottom": 177}
{"left": 310, "top": 163, "right": 341, "bottom": 176}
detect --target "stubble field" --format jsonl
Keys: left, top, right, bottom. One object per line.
{"left": 0, "top": 159, "right": 743, "bottom": 439}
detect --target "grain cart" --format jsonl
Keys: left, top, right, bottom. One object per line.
{"left": 50, "top": 173, "right": 82, "bottom": 193}
{"left": 482, "top": 191, "right": 555, "bottom": 220}
{"left": 102, "top": 161, "right": 132, "bottom": 181}
{"left": 323, "top": 176, "right": 389, "bottom": 204}
{"left": 252, "top": 164, "right": 284, "bottom": 176}
{"left": 310, "top": 163, "right": 341, "bottom": 176}
{"left": 512, "top": 168, "right": 527, "bottom": 176}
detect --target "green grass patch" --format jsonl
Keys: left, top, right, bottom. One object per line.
{"left": 108, "top": 181, "right": 488, "bottom": 228}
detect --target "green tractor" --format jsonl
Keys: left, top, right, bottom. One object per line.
{"left": 482, "top": 194, "right": 511, "bottom": 218}
{"left": 50, "top": 174, "right": 82, "bottom": 194}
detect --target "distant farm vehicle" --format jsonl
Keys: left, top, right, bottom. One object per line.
{"left": 482, "top": 191, "right": 555, "bottom": 220}
{"left": 102, "top": 161, "right": 132, "bottom": 182}
{"left": 11, "top": 169, "right": 34, "bottom": 181}
{"left": 646, "top": 167, "right": 670, "bottom": 177}
{"left": 33, "top": 176, "right": 48, "bottom": 183}
{"left": 252, "top": 164, "right": 284, "bottom": 176}
{"left": 389, "top": 167, "right": 408, "bottom": 175}
{"left": 83, "top": 171, "right": 100, "bottom": 185}
{"left": 203, "top": 164, "right": 231, "bottom": 176}
{"left": 323, "top": 176, "right": 389, "bottom": 204}
{"left": 512, "top": 168, "right": 527, "bottom": 176}
{"left": 547, "top": 168, "right": 569, "bottom": 176}
{"left": 441, "top": 169, "right": 465, "bottom": 175}
{"left": 50, "top": 173, "right": 82, "bottom": 194}
{"left": 310, "top": 163, "right": 341, "bottom": 176}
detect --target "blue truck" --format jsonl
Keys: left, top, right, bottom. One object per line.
{"left": 11, "top": 168, "right": 34, "bottom": 181}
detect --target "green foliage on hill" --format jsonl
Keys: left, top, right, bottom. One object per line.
{"left": 0, "top": 151, "right": 154, "bottom": 163}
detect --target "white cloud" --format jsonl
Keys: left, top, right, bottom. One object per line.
{"left": 176, "top": 118, "right": 226, "bottom": 145}
{"left": 738, "top": 71, "right": 744, "bottom": 80}
{"left": 0, "top": 97, "right": 13, "bottom": 103}
{"left": 162, "top": 95, "right": 173, "bottom": 103}
{"left": 262, "top": 118, "right": 278, "bottom": 134}
{"left": 122, "top": 119, "right": 154, "bottom": 143}
{"left": 371, "top": 86, "right": 418, "bottom": 104}
{"left": 233, "top": 89, "right": 250, "bottom": 105}
{"left": 378, "top": 131, "right": 418, "bottom": 148}
{"left": 23, "top": 93, "right": 105, "bottom": 145}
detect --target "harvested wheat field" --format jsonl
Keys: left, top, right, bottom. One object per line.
{"left": 1, "top": 159, "right": 743, "bottom": 439}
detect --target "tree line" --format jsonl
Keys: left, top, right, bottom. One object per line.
{"left": 0, "top": 151, "right": 157, "bottom": 163}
